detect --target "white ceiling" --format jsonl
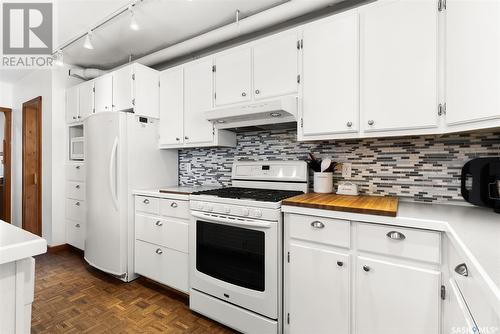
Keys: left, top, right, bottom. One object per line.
{"left": 57, "top": 0, "right": 288, "bottom": 70}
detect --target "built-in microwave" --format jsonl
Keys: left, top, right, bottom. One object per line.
{"left": 70, "top": 136, "right": 84, "bottom": 160}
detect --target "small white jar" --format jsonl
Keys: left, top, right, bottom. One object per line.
{"left": 314, "top": 172, "right": 333, "bottom": 193}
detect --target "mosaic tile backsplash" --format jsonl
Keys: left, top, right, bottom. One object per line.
{"left": 178, "top": 129, "right": 500, "bottom": 204}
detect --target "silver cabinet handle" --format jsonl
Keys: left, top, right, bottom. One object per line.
{"left": 337, "top": 261, "right": 344, "bottom": 267}
{"left": 75, "top": 202, "right": 81, "bottom": 206}
{"left": 310, "top": 221, "right": 325, "bottom": 229}
{"left": 171, "top": 202, "right": 178, "bottom": 208}
{"left": 184, "top": 136, "right": 189, "bottom": 140}
{"left": 241, "top": 92, "right": 247, "bottom": 97}
{"left": 155, "top": 221, "right": 163, "bottom": 227}
{"left": 76, "top": 165, "right": 81, "bottom": 170}
{"left": 454, "top": 263, "right": 469, "bottom": 277}
{"left": 386, "top": 231, "right": 406, "bottom": 241}
{"left": 75, "top": 223, "right": 80, "bottom": 228}
{"left": 346, "top": 121, "right": 353, "bottom": 128}
{"left": 72, "top": 116, "right": 76, "bottom": 120}
{"left": 155, "top": 248, "right": 163, "bottom": 255}
{"left": 255, "top": 89, "right": 260, "bottom": 94}
{"left": 75, "top": 184, "right": 80, "bottom": 189}
{"left": 143, "top": 199, "right": 150, "bottom": 204}
{"left": 175, "top": 137, "right": 180, "bottom": 141}
{"left": 368, "top": 120, "right": 375, "bottom": 126}
{"left": 363, "top": 265, "right": 370, "bottom": 272}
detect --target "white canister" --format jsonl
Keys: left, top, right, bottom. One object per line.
{"left": 314, "top": 172, "right": 333, "bottom": 193}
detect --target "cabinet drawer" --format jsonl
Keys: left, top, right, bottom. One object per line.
{"left": 66, "top": 181, "right": 85, "bottom": 201}
{"left": 160, "top": 199, "right": 189, "bottom": 220}
{"left": 135, "top": 214, "right": 188, "bottom": 253}
{"left": 135, "top": 196, "right": 159, "bottom": 215}
{"left": 357, "top": 223, "right": 440, "bottom": 264}
{"left": 66, "top": 163, "right": 85, "bottom": 182}
{"left": 135, "top": 240, "right": 189, "bottom": 293}
{"left": 287, "top": 214, "right": 350, "bottom": 248}
{"left": 448, "top": 241, "right": 500, "bottom": 329}
{"left": 66, "top": 199, "right": 86, "bottom": 222}
{"left": 66, "top": 220, "right": 85, "bottom": 250}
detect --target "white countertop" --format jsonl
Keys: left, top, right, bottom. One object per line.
{"left": 283, "top": 201, "right": 500, "bottom": 314}
{"left": 0, "top": 221, "right": 47, "bottom": 265}
{"left": 133, "top": 186, "right": 220, "bottom": 200}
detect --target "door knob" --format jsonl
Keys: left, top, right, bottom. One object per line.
{"left": 155, "top": 221, "right": 163, "bottom": 227}
{"left": 368, "top": 120, "right": 375, "bottom": 126}
{"left": 171, "top": 202, "right": 178, "bottom": 208}
{"left": 241, "top": 92, "right": 247, "bottom": 97}
{"left": 337, "top": 261, "right": 344, "bottom": 267}
{"left": 346, "top": 121, "right": 353, "bottom": 128}
{"left": 75, "top": 185, "right": 80, "bottom": 189}
{"left": 184, "top": 136, "right": 189, "bottom": 140}
{"left": 255, "top": 89, "right": 260, "bottom": 95}
{"left": 363, "top": 265, "right": 370, "bottom": 272}
{"left": 175, "top": 137, "right": 180, "bottom": 141}
{"left": 75, "top": 202, "right": 81, "bottom": 206}
{"left": 143, "top": 199, "right": 150, "bottom": 204}
{"left": 75, "top": 223, "right": 80, "bottom": 228}
{"left": 155, "top": 248, "right": 163, "bottom": 255}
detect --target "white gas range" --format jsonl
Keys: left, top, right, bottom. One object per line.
{"left": 188, "top": 161, "right": 308, "bottom": 334}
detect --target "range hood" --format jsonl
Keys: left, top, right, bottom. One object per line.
{"left": 205, "top": 96, "right": 297, "bottom": 130}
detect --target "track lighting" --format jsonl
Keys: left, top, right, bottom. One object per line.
{"left": 83, "top": 31, "right": 94, "bottom": 50}
{"left": 129, "top": 6, "right": 139, "bottom": 31}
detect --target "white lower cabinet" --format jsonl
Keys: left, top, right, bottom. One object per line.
{"left": 134, "top": 195, "right": 189, "bottom": 294}
{"left": 65, "top": 162, "right": 86, "bottom": 250}
{"left": 355, "top": 256, "right": 440, "bottom": 334}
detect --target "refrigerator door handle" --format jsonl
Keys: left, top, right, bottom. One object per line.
{"left": 109, "top": 137, "right": 119, "bottom": 211}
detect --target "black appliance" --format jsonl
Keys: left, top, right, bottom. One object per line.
{"left": 461, "top": 157, "right": 500, "bottom": 213}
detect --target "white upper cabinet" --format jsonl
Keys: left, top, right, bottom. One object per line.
{"left": 112, "top": 66, "right": 133, "bottom": 112}
{"left": 214, "top": 47, "right": 252, "bottom": 106}
{"left": 78, "top": 80, "right": 94, "bottom": 119}
{"left": 359, "top": 0, "right": 439, "bottom": 134}
{"left": 355, "top": 256, "right": 440, "bottom": 334}
{"left": 94, "top": 74, "right": 113, "bottom": 113}
{"left": 184, "top": 58, "right": 216, "bottom": 145}
{"left": 300, "top": 10, "right": 359, "bottom": 140}
{"left": 159, "top": 67, "right": 184, "bottom": 146}
{"left": 445, "top": 0, "right": 500, "bottom": 129}
{"left": 133, "top": 64, "right": 160, "bottom": 119}
{"left": 253, "top": 31, "right": 299, "bottom": 100}
{"left": 66, "top": 86, "right": 79, "bottom": 123}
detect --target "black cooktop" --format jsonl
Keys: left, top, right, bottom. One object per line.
{"left": 192, "top": 187, "right": 304, "bottom": 203}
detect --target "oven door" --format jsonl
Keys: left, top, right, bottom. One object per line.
{"left": 190, "top": 211, "right": 279, "bottom": 319}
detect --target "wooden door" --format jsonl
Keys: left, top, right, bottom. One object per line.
{"left": 300, "top": 10, "right": 359, "bottom": 140}
{"left": 286, "top": 243, "right": 350, "bottom": 334}
{"left": 253, "top": 31, "right": 299, "bottom": 100}
{"left": 184, "top": 58, "right": 215, "bottom": 145}
{"left": 159, "top": 66, "right": 184, "bottom": 146}
{"left": 22, "top": 97, "right": 42, "bottom": 236}
{"left": 214, "top": 47, "right": 252, "bottom": 106}
{"left": 359, "top": 0, "right": 439, "bottom": 133}
{"left": 355, "top": 256, "right": 440, "bottom": 334}
{"left": 0, "top": 107, "right": 12, "bottom": 223}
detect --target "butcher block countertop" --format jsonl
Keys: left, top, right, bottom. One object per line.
{"left": 282, "top": 193, "right": 399, "bottom": 217}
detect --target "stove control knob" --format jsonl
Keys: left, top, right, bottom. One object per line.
{"left": 224, "top": 207, "right": 231, "bottom": 214}
{"left": 254, "top": 210, "right": 263, "bottom": 218}
{"left": 242, "top": 208, "right": 250, "bottom": 216}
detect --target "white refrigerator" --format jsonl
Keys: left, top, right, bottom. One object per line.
{"left": 84, "top": 112, "right": 177, "bottom": 282}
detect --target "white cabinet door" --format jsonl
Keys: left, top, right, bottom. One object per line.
{"left": 94, "top": 74, "right": 113, "bottom": 112}
{"left": 78, "top": 80, "right": 94, "bottom": 119}
{"left": 446, "top": 0, "right": 500, "bottom": 126}
{"left": 215, "top": 47, "right": 252, "bottom": 106}
{"left": 287, "top": 243, "right": 350, "bottom": 334}
{"left": 65, "top": 86, "right": 79, "bottom": 123}
{"left": 112, "top": 66, "right": 133, "bottom": 112}
{"left": 443, "top": 278, "right": 478, "bottom": 334}
{"left": 360, "top": 0, "right": 438, "bottom": 133}
{"left": 159, "top": 67, "right": 184, "bottom": 146}
{"left": 253, "top": 31, "right": 299, "bottom": 100}
{"left": 134, "top": 64, "right": 160, "bottom": 118}
{"left": 184, "top": 58, "right": 215, "bottom": 145}
{"left": 355, "top": 256, "right": 440, "bottom": 334}
{"left": 300, "top": 10, "right": 359, "bottom": 140}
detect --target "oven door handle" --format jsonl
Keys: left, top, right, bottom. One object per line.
{"left": 191, "top": 211, "right": 273, "bottom": 229}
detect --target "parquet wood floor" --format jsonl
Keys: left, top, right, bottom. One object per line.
{"left": 32, "top": 250, "right": 236, "bottom": 334}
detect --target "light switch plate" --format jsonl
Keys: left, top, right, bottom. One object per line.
{"left": 341, "top": 163, "right": 352, "bottom": 178}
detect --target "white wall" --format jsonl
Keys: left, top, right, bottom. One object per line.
{"left": 0, "top": 82, "right": 13, "bottom": 108}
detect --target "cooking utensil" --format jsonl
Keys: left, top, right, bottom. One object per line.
{"left": 321, "top": 159, "right": 332, "bottom": 172}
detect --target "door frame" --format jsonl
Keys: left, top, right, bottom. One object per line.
{"left": 22, "top": 97, "right": 42, "bottom": 236}
{"left": 0, "top": 107, "right": 12, "bottom": 223}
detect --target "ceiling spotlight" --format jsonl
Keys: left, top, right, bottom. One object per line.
{"left": 83, "top": 31, "right": 94, "bottom": 50}
{"left": 129, "top": 6, "right": 139, "bottom": 31}
{"left": 54, "top": 49, "right": 64, "bottom": 66}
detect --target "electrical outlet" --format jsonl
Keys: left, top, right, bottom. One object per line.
{"left": 341, "top": 163, "right": 352, "bottom": 178}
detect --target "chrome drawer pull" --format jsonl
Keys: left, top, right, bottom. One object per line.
{"left": 337, "top": 261, "right": 344, "bottom": 267}
{"left": 76, "top": 165, "right": 81, "bottom": 170}
{"left": 75, "top": 223, "right": 80, "bottom": 228}
{"left": 143, "top": 199, "right": 150, "bottom": 204}
{"left": 75, "top": 184, "right": 80, "bottom": 189}
{"left": 310, "top": 221, "right": 325, "bottom": 229}
{"left": 454, "top": 263, "right": 469, "bottom": 277}
{"left": 386, "top": 231, "right": 406, "bottom": 240}
{"left": 75, "top": 202, "right": 81, "bottom": 207}
{"left": 155, "top": 221, "right": 163, "bottom": 227}
{"left": 170, "top": 202, "right": 178, "bottom": 208}
{"left": 363, "top": 265, "right": 370, "bottom": 272}
{"left": 155, "top": 248, "right": 163, "bottom": 255}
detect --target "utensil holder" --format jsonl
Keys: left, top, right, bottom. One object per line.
{"left": 314, "top": 172, "right": 333, "bottom": 193}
